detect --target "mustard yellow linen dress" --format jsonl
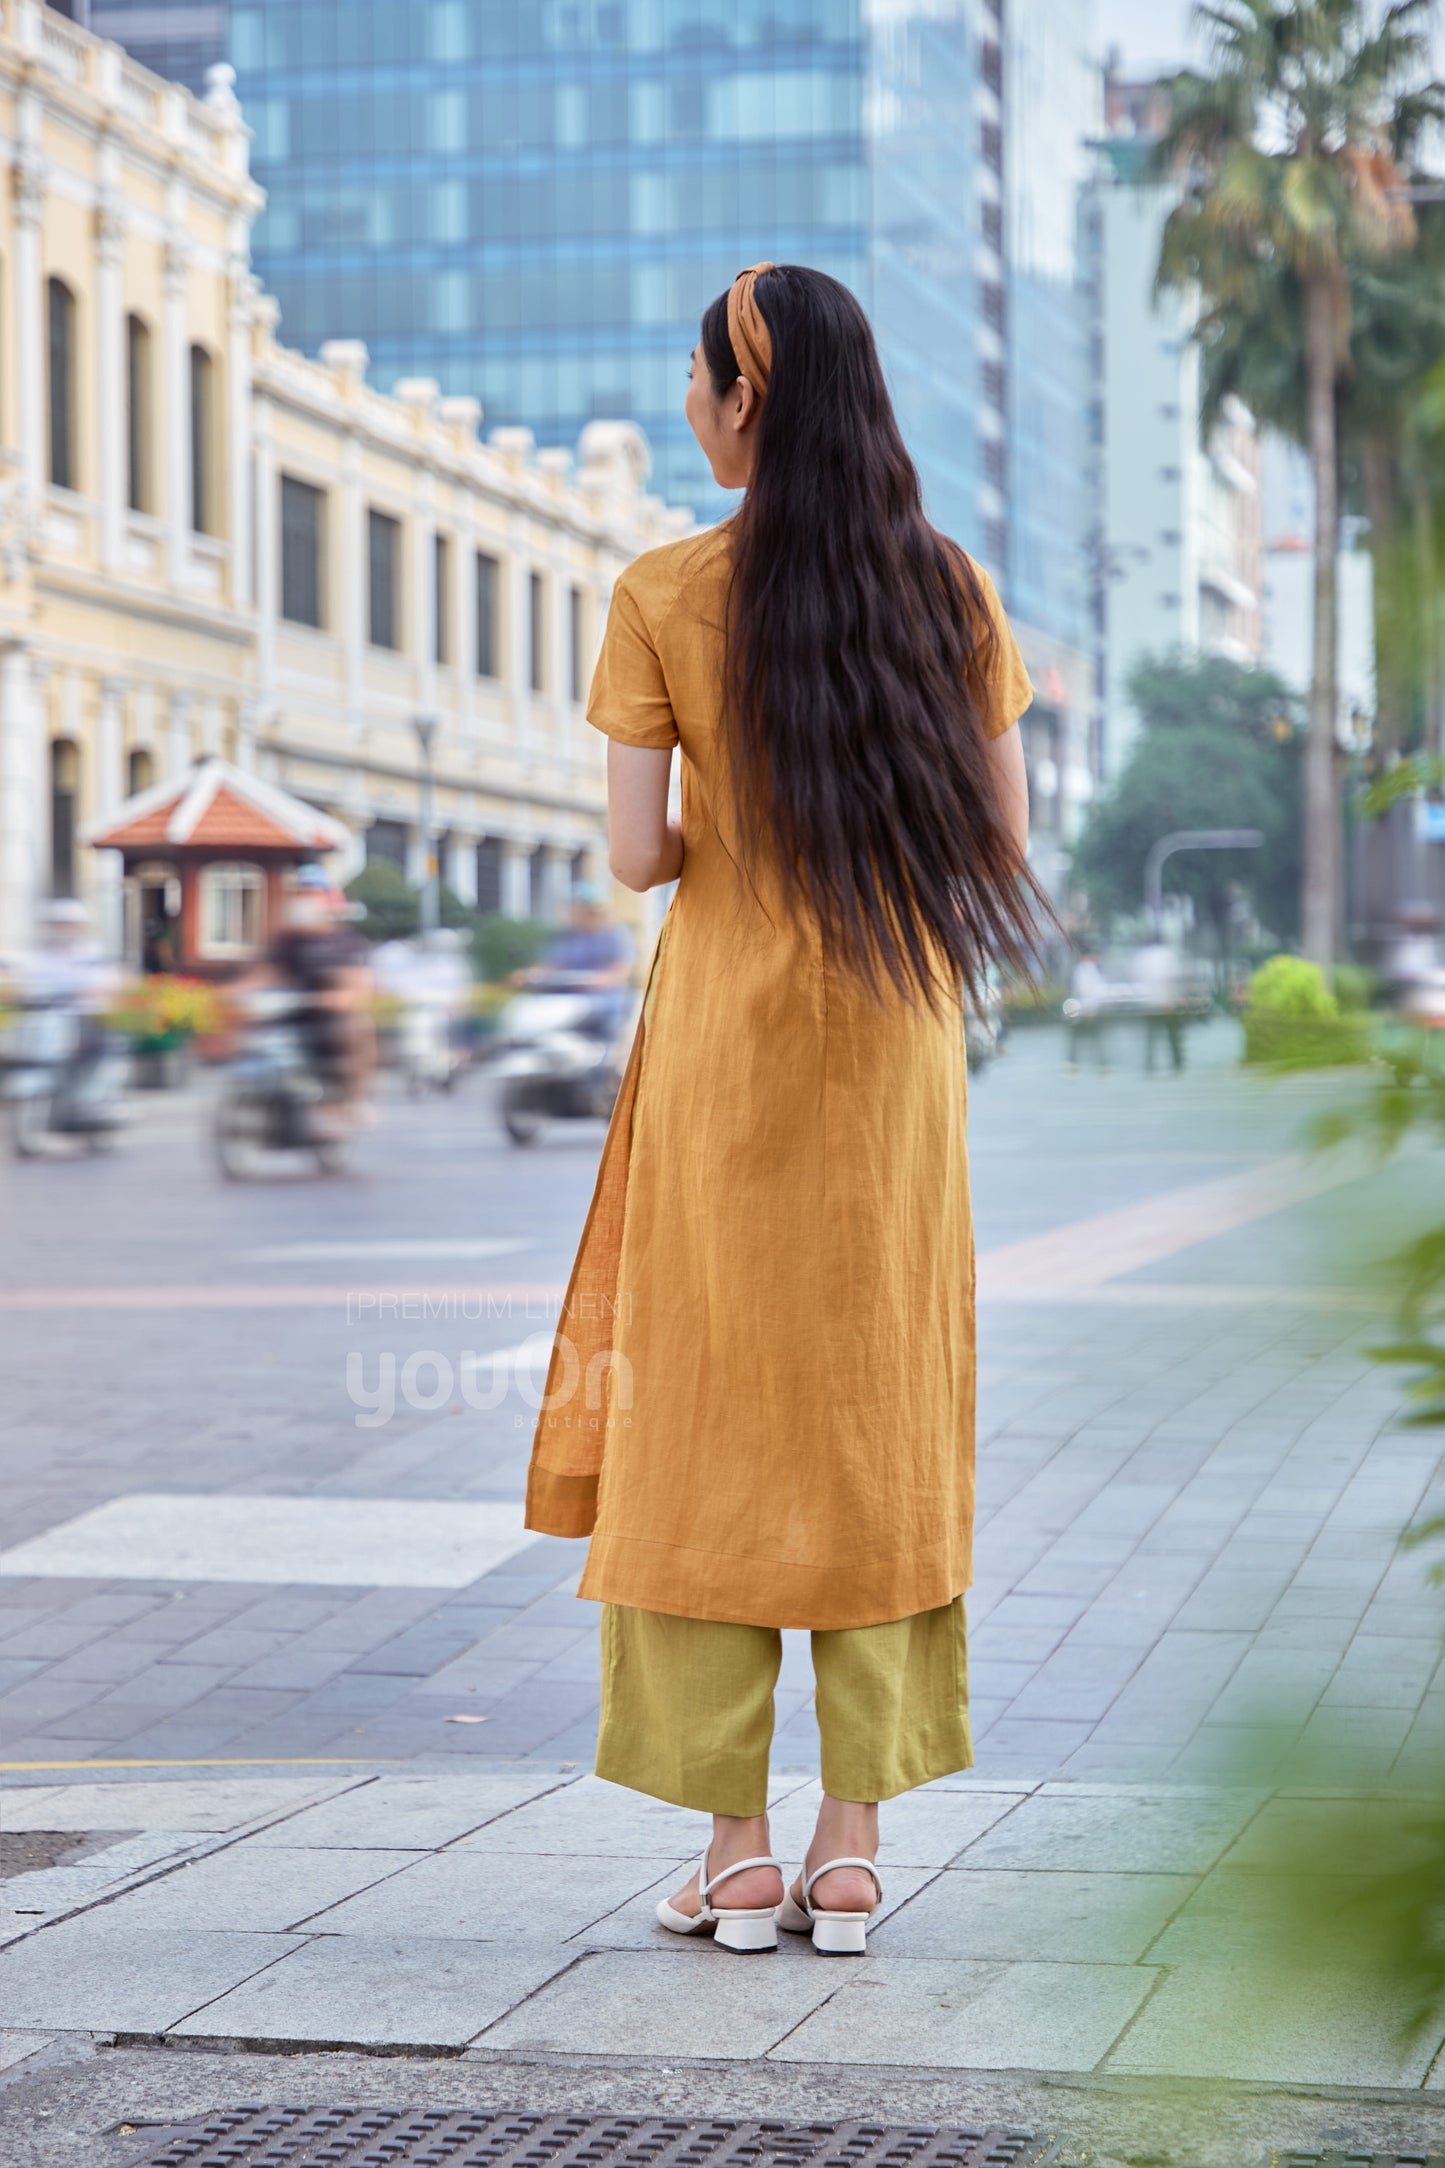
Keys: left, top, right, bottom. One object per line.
{"left": 524, "top": 524, "right": 1032, "bottom": 1631}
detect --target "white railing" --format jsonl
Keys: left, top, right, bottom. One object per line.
{"left": 40, "top": 7, "right": 88, "bottom": 83}
{"left": 187, "top": 105, "right": 226, "bottom": 161}
{"left": 118, "top": 60, "right": 160, "bottom": 129}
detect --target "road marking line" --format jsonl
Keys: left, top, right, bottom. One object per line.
{"left": 0, "top": 1758, "right": 396, "bottom": 1771}
{"left": 0, "top": 1495, "right": 540, "bottom": 1588}
{"left": 977, "top": 1148, "right": 1376, "bottom": 1298}
{"left": 239, "top": 1239, "right": 532, "bottom": 1263}
{"left": 981, "top": 1281, "right": 1386, "bottom": 1309}
{"left": 0, "top": 1282, "right": 567, "bottom": 1311}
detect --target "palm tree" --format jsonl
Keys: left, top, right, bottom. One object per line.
{"left": 1348, "top": 221, "right": 1445, "bottom": 758}
{"left": 1154, "top": 0, "right": 1442, "bottom": 963}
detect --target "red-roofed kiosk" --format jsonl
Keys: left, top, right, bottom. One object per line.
{"left": 85, "top": 760, "right": 350, "bottom": 973}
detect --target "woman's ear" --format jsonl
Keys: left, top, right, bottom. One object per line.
{"left": 732, "top": 377, "right": 760, "bottom": 434}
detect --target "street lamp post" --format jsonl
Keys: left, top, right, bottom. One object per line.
{"left": 412, "top": 714, "right": 439, "bottom": 936}
{"left": 1144, "top": 828, "right": 1265, "bottom": 935}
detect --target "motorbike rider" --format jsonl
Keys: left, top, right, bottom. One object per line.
{"left": 256, "top": 866, "right": 376, "bottom": 1127}
{"left": 16, "top": 899, "right": 116, "bottom": 1034}
{"left": 509, "top": 880, "right": 635, "bottom": 1040}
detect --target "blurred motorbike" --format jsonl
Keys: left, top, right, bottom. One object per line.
{"left": 490, "top": 976, "right": 634, "bottom": 1146}
{"left": 1402, "top": 967, "right": 1445, "bottom": 1035}
{"left": 214, "top": 987, "right": 352, "bottom": 1179}
{"left": 398, "top": 997, "right": 468, "bottom": 1097}
{"left": 0, "top": 1004, "right": 127, "bottom": 1158}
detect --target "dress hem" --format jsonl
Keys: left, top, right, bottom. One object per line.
{"left": 576, "top": 1529, "right": 974, "bottom": 1632}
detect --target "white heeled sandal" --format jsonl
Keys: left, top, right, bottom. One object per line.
{"left": 655, "top": 1845, "right": 783, "bottom": 1953}
{"left": 777, "top": 1856, "right": 882, "bottom": 1955}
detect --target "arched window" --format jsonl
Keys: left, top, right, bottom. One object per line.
{"left": 126, "top": 747, "right": 154, "bottom": 797}
{"left": 50, "top": 739, "right": 79, "bottom": 898}
{"left": 47, "top": 278, "right": 76, "bottom": 491}
{"left": 126, "top": 314, "right": 152, "bottom": 514}
{"left": 189, "top": 343, "right": 214, "bottom": 535}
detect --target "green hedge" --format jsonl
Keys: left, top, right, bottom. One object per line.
{"left": 1241, "top": 1011, "right": 1373, "bottom": 1068}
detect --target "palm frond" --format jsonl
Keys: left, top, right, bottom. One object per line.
{"left": 1389, "top": 83, "right": 1445, "bottom": 162}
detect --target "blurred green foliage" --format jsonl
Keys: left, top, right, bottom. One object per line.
{"left": 1247, "top": 955, "right": 1338, "bottom": 1019}
{"left": 469, "top": 914, "right": 553, "bottom": 984}
{"left": 345, "top": 858, "right": 419, "bottom": 944}
{"left": 1330, "top": 962, "right": 1377, "bottom": 1013}
{"left": 1074, "top": 655, "right": 1302, "bottom": 946}
{"left": 345, "top": 866, "right": 555, "bottom": 982}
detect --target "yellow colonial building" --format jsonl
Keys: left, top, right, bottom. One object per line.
{"left": 0, "top": 0, "right": 688, "bottom": 963}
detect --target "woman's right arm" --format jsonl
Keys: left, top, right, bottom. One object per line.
{"left": 607, "top": 741, "right": 684, "bottom": 892}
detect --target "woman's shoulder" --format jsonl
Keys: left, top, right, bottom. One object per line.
{"left": 613, "top": 523, "right": 733, "bottom": 626}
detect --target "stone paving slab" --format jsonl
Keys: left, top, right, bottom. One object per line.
{"left": 301, "top": 1846, "right": 675, "bottom": 1943}
{"left": 476, "top": 1946, "right": 842, "bottom": 2060}
{"left": 1104, "top": 1960, "right": 1443, "bottom": 2086}
{"left": 763, "top": 1781, "right": 1028, "bottom": 1869}
{"left": 0, "top": 1920, "right": 302, "bottom": 2032}
{"left": 769, "top": 1954, "right": 1157, "bottom": 2072}
{"left": 868, "top": 1866, "right": 1194, "bottom": 1963}
{"left": 94, "top": 1844, "right": 425, "bottom": 1933}
{"left": 237, "top": 1771, "right": 569, "bottom": 1850}
{"left": 0, "top": 2028, "right": 56, "bottom": 2073}
{"left": 168, "top": 1933, "right": 577, "bottom": 2048}
{"left": 446, "top": 1773, "right": 712, "bottom": 1859}
{"left": 0, "top": 1777, "right": 361, "bottom": 1830}
{"left": 954, "top": 1782, "right": 1262, "bottom": 1874}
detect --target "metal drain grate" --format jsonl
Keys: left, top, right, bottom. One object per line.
{"left": 119, "top": 2109, "right": 1058, "bottom": 2168}
{"left": 1272, "top": 2156, "right": 1445, "bottom": 2168}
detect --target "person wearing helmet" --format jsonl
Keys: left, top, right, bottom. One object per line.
{"left": 19, "top": 899, "right": 115, "bottom": 1014}
{"left": 261, "top": 865, "right": 375, "bottom": 1125}
{"left": 513, "top": 880, "right": 635, "bottom": 986}
{"left": 510, "top": 878, "right": 636, "bottom": 1040}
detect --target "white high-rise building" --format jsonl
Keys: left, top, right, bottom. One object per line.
{"left": 1088, "top": 78, "right": 1264, "bottom": 778}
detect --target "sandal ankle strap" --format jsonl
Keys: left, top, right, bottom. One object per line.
{"left": 697, "top": 1846, "right": 783, "bottom": 1918}
{"left": 802, "top": 1855, "right": 883, "bottom": 1910}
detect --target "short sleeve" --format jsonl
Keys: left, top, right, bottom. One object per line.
{"left": 586, "top": 572, "right": 680, "bottom": 749}
{"left": 972, "top": 564, "right": 1033, "bottom": 740}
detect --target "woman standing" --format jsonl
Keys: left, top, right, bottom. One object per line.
{"left": 525, "top": 264, "right": 1040, "bottom": 1955}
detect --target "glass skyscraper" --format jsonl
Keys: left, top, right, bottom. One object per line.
{"left": 1006, "top": 0, "right": 1097, "bottom": 659}
{"left": 85, "top": 0, "right": 228, "bottom": 95}
{"left": 222, "top": 0, "right": 1010, "bottom": 564}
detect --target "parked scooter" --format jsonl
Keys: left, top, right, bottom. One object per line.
{"left": 214, "top": 987, "right": 353, "bottom": 1178}
{"left": 490, "top": 975, "right": 636, "bottom": 1145}
{"left": 1, "top": 1004, "right": 127, "bottom": 1157}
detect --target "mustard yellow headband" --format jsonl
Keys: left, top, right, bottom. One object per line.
{"left": 727, "top": 262, "right": 775, "bottom": 397}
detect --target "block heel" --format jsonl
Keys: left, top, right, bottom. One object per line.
{"left": 777, "top": 1856, "right": 882, "bottom": 1956}
{"left": 656, "top": 1845, "right": 782, "bottom": 1953}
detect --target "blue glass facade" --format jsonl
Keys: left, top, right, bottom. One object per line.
{"left": 87, "top": 1, "right": 227, "bottom": 96}
{"left": 226, "top": 0, "right": 999, "bottom": 549}
{"left": 1005, "top": 0, "right": 1097, "bottom": 654}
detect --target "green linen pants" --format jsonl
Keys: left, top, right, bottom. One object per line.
{"left": 595, "top": 1598, "right": 972, "bottom": 1816}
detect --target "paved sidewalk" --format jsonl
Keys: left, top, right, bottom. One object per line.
{"left": 2, "top": 1764, "right": 1443, "bottom": 2088}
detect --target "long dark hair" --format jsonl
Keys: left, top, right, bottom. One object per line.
{"left": 701, "top": 264, "right": 1047, "bottom": 1005}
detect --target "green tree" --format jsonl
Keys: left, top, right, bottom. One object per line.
{"left": 1074, "top": 653, "right": 1302, "bottom": 949}
{"left": 1345, "top": 208, "right": 1445, "bottom": 755}
{"left": 345, "top": 860, "right": 477, "bottom": 944}
{"left": 346, "top": 858, "right": 419, "bottom": 944}
{"left": 1154, "top": 0, "right": 1442, "bottom": 961}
